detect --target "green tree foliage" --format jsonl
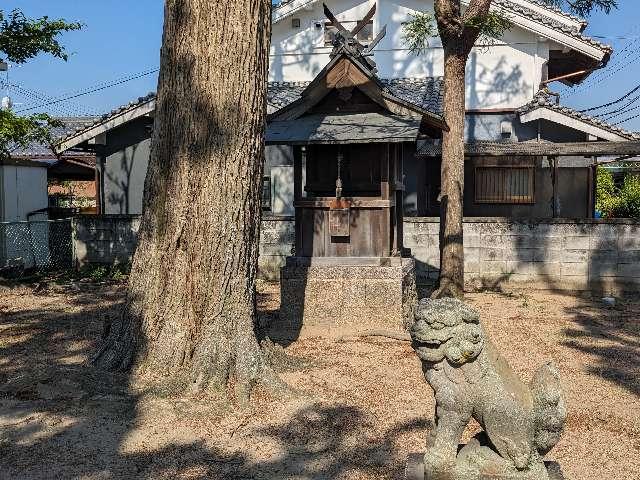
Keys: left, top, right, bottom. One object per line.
{"left": 0, "top": 110, "right": 62, "bottom": 158}
{"left": 543, "top": 0, "right": 618, "bottom": 17}
{"left": 402, "top": 10, "right": 511, "bottom": 54}
{"left": 0, "top": 9, "right": 81, "bottom": 64}
{"left": 596, "top": 167, "right": 640, "bottom": 219}
{"left": 402, "top": 0, "right": 618, "bottom": 50}
{"left": 619, "top": 173, "right": 640, "bottom": 218}
{"left": 0, "top": 9, "right": 81, "bottom": 159}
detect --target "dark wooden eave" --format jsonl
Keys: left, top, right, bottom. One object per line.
{"left": 416, "top": 140, "right": 640, "bottom": 157}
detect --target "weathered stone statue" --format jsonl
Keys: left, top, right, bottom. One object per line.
{"left": 409, "top": 298, "right": 566, "bottom": 480}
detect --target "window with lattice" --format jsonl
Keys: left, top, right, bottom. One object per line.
{"left": 474, "top": 166, "right": 535, "bottom": 204}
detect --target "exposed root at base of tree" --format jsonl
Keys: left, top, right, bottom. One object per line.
{"left": 431, "top": 280, "right": 465, "bottom": 299}
{"left": 337, "top": 329, "right": 411, "bottom": 343}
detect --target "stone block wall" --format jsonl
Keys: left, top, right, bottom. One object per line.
{"left": 404, "top": 217, "right": 640, "bottom": 293}
{"left": 72, "top": 215, "right": 141, "bottom": 267}
{"left": 258, "top": 216, "right": 295, "bottom": 280}
{"left": 72, "top": 215, "right": 640, "bottom": 293}
{"left": 71, "top": 214, "right": 295, "bottom": 276}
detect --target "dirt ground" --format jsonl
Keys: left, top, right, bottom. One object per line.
{"left": 0, "top": 279, "right": 638, "bottom": 480}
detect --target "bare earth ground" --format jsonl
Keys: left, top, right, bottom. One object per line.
{"left": 0, "top": 280, "right": 638, "bottom": 480}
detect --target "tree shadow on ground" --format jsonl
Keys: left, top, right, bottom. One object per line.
{"left": 560, "top": 299, "right": 640, "bottom": 396}
{"left": 0, "top": 283, "right": 430, "bottom": 479}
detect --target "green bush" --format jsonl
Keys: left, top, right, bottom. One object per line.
{"left": 596, "top": 168, "right": 640, "bottom": 219}
{"left": 619, "top": 174, "right": 640, "bottom": 218}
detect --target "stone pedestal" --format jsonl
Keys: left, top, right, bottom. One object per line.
{"left": 404, "top": 453, "right": 564, "bottom": 480}
{"left": 272, "top": 256, "right": 417, "bottom": 340}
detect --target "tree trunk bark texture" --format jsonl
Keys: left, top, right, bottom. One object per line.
{"left": 432, "top": 0, "right": 492, "bottom": 299}
{"left": 92, "top": 0, "right": 274, "bottom": 401}
{"left": 434, "top": 49, "right": 467, "bottom": 298}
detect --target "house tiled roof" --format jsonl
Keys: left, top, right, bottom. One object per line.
{"left": 524, "top": 0, "right": 586, "bottom": 26}
{"left": 52, "top": 94, "right": 156, "bottom": 148}
{"left": 518, "top": 91, "right": 640, "bottom": 140}
{"left": 492, "top": 0, "right": 611, "bottom": 54}
{"left": 10, "top": 117, "right": 100, "bottom": 158}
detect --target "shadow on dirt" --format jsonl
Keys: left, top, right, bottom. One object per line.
{"left": 560, "top": 300, "right": 640, "bottom": 396}
{"left": 0, "top": 283, "right": 430, "bottom": 479}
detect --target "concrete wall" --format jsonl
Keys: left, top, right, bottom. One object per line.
{"left": 72, "top": 215, "right": 141, "bottom": 266}
{"left": 73, "top": 215, "right": 640, "bottom": 293}
{"left": 270, "top": 0, "right": 545, "bottom": 109}
{"left": 259, "top": 216, "right": 295, "bottom": 279}
{"left": 404, "top": 217, "right": 640, "bottom": 294}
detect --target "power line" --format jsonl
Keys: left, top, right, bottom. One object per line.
{"left": 19, "top": 66, "right": 160, "bottom": 109}
{"left": 602, "top": 102, "right": 640, "bottom": 121}
{"left": 613, "top": 112, "right": 640, "bottom": 126}
{"left": 562, "top": 49, "right": 640, "bottom": 99}
{"left": 578, "top": 84, "right": 640, "bottom": 113}
{"left": 16, "top": 68, "right": 159, "bottom": 114}
{"left": 11, "top": 84, "right": 98, "bottom": 117}
{"left": 560, "top": 24, "right": 640, "bottom": 96}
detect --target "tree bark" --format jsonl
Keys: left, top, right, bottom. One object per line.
{"left": 431, "top": 0, "right": 492, "bottom": 299}
{"left": 434, "top": 48, "right": 467, "bottom": 298}
{"left": 92, "top": 0, "right": 277, "bottom": 402}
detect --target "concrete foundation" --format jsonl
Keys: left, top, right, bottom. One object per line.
{"left": 274, "top": 256, "right": 417, "bottom": 340}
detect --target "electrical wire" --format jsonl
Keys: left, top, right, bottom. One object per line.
{"left": 11, "top": 84, "right": 99, "bottom": 117}
{"left": 562, "top": 49, "right": 640, "bottom": 99}
{"left": 613, "top": 112, "right": 640, "bottom": 126}
{"left": 19, "top": 66, "right": 159, "bottom": 109}
{"left": 602, "top": 102, "right": 640, "bottom": 121}
{"left": 578, "top": 84, "right": 640, "bottom": 113}
{"left": 15, "top": 68, "right": 159, "bottom": 114}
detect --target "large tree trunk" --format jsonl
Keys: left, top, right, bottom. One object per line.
{"left": 92, "top": 0, "right": 276, "bottom": 402}
{"left": 431, "top": 0, "right": 492, "bottom": 299}
{"left": 433, "top": 48, "right": 466, "bottom": 298}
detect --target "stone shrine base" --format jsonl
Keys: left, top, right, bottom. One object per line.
{"left": 404, "top": 453, "right": 564, "bottom": 480}
{"left": 272, "top": 256, "right": 417, "bottom": 340}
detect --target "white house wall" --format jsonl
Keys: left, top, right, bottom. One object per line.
{"left": 0, "top": 165, "right": 48, "bottom": 222}
{"left": 270, "top": 0, "right": 548, "bottom": 109}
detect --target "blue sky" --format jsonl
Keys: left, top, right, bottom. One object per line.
{"left": 5, "top": 1, "right": 640, "bottom": 131}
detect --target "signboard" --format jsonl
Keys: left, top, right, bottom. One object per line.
{"left": 329, "top": 208, "right": 350, "bottom": 237}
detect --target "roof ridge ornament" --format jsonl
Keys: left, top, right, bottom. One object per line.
{"left": 322, "top": 3, "right": 386, "bottom": 73}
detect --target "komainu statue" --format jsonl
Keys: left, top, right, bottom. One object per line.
{"left": 409, "top": 298, "right": 566, "bottom": 480}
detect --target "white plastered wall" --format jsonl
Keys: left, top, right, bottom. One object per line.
{"left": 270, "top": 0, "right": 548, "bottom": 109}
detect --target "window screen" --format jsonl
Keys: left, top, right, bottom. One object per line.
{"left": 261, "top": 176, "right": 271, "bottom": 211}
{"left": 324, "top": 20, "right": 373, "bottom": 46}
{"left": 475, "top": 166, "right": 534, "bottom": 204}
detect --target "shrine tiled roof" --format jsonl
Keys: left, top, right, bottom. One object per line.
{"left": 267, "top": 77, "right": 444, "bottom": 115}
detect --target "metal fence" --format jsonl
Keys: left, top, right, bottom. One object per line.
{"left": 0, "top": 219, "right": 73, "bottom": 275}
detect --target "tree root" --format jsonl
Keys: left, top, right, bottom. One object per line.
{"left": 337, "top": 329, "right": 411, "bottom": 343}
{"left": 431, "top": 280, "right": 464, "bottom": 299}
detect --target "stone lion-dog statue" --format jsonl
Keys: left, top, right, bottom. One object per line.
{"left": 409, "top": 298, "right": 566, "bottom": 480}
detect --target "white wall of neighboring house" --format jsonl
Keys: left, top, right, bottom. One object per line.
{"left": 270, "top": 0, "right": 557, "bottom": 109}
{"left": 0, "top": 164, "right": 48, "bottom": 222}
{"left": 0, "top": 164, "right": 49, "bottom": 268}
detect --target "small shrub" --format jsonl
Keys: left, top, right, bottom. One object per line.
{"left": 619, "top": 174, "right": 640, "bottom": 218}
{"left": 596, "top": 168, "right": 640, "bottom": 219}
